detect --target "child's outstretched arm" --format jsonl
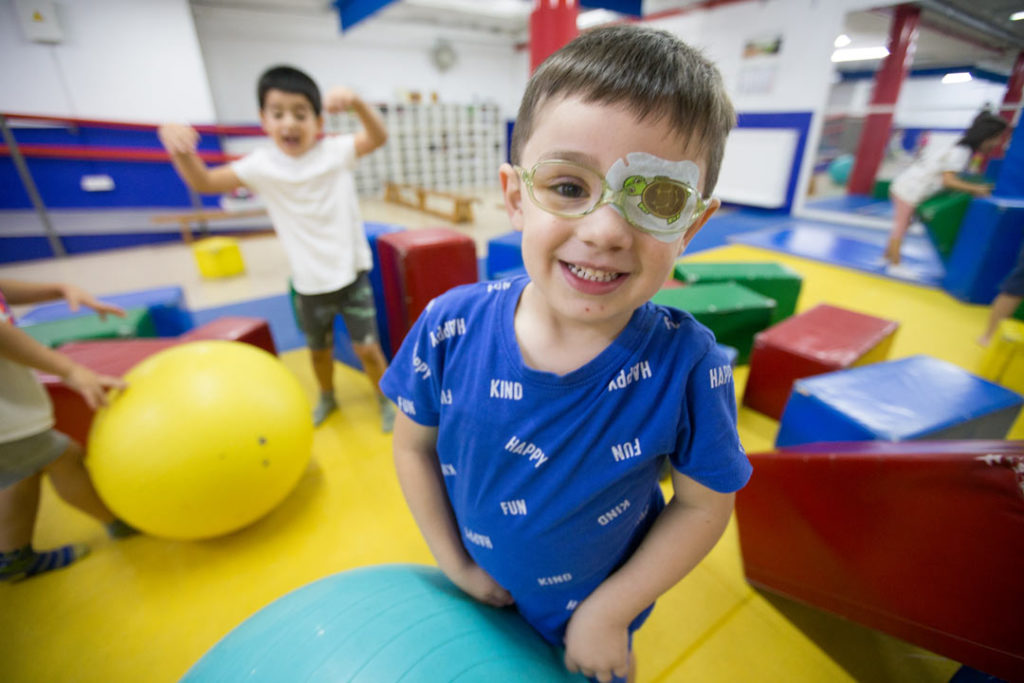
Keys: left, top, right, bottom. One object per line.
{"left": 392, "top": 412, "right": 513, "bottom": 607}
{"left": 0, "top": 278, "right": 125, "bottom": 319}
{"left": 157, "top": 123, "right": 243, "bottom": 195}
{"left": 562, "top": 470, "right": 734, "bottom": 682}
{"left": 324, "top": 87, "right": 388, "bottom": 157}
{"left": 941, "top": 170, "right": 992, "bottom": 197}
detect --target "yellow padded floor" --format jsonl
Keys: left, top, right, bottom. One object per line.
{"left": 2, "top": 244, "right": 1014, "bottom": 682}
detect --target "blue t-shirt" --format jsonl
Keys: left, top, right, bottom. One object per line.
{"left": 380, "top": 276, "right": 751, "bottom": 644}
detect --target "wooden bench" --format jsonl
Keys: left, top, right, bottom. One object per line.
{"left": 385, "top": 183, "right": 475, "bottom": 224}
{"left": 151, "top": 208, "right": 270, "bottom": 243}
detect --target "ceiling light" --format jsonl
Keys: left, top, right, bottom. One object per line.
{"left": 834, "top": 34, "right": 851, "bottom": 48}
{"left": 831, "top": 46, "right": 890, "bottom": 63}
{"left": 1011, "top": 11, "right": 1024, "bottom": 21}
{"left": 941, "top": 72, "right": 973, "bottom": 84}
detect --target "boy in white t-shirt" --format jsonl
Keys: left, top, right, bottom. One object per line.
{"left": 159, "top": 66, "right": 394, "bottom": 431}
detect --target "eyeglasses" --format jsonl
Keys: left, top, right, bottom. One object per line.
{"left": 514, "top": 158, "right": 709, "bottom": 242}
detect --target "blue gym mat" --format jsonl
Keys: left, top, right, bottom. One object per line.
{"left": 805, "top": 194, "right": 895, "bottom": 220}
{"left": 723, "top": 215, "right": 945, "bottom": 287}
{"left": 192, "top": 293, "right": 306, "bottom": 353}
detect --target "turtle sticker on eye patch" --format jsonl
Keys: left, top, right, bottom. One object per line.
{"left": 606, "top": 152, "right": 703, "bottom": 242}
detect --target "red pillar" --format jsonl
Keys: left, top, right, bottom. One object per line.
{"left": 847, "top": 4, "right": 920, "bottom": 195}
{"left": 999, "top": 51, "right": 1024, "bottom": 126}
{"left": 530, "top": 0, "right": 579, "bottom": 74}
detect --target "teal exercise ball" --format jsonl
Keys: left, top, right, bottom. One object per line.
{"left": 181, "top": 564, "right": 587, "bottom": 682}
{"left": 828, "top": 153, "right": 854, "bottom": 186}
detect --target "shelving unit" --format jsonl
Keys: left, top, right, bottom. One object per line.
{"left": 326, "top": 102, "right": 504, "bottom": 198}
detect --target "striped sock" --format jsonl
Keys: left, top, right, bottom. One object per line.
{"left": 0, "top": 544, "right": 90, "bottom": 582}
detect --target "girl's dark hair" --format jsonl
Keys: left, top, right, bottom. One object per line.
{"left": 510, "top": 25, "right": 736, "bottom": 194}
{"left": 257, "top": 65, "right": 322, "bottom": 116}
{"left": 960, "top": 110, "right": 1008, "bottom": 151}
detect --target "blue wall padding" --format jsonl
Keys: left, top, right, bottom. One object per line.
{"left": 486, "top": 230, "right": 524, "bottom": 279}
{"left": 776, "top": 355, "right": 1023, "bottom": 447}
{"left": 994, "top": 122, "right": 1024, "bottom": 197}
{"left": 330, "top": 221, "right": 406, "bottom": 370}
{"left": 942, "top": 197, "right": 1024, "bottom": 304}
{"left": 19, "top": 285, "right": 194, "bottom": 337}
{"left": 181, "top": 564, "right": 586, "bottom": 682}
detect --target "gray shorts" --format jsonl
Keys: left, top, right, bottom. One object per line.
{"left": 297, "top": 272, "right": 380, "bottom": 350}
{"left": 0, "top": 429, "right": 71, "bottom": 489}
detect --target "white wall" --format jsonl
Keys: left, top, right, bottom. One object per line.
{"left": 192, "top": 5, "right": 529, "bottom": 123}
{"left": 0, "top": 0, "right": 216, "bottom": 123}
{"left": 829, "top": 76, "right": 1008, "bottom": 129}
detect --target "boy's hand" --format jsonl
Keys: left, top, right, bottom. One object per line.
{"left": 972, "top": 184, "right": 993, "bottom": 198}
{"left": 158, "top": 123, "right": 200, "bottom": 155}
{"left": 448, "top": 561, "right": 514, "bottom": 608}
{"left": 563, "top": 598, "right": 631, "bottom": 683}
{"left": 63, "top": 363, "right": 126, "bottom": 410}
{"left": 324, "top": 86, "right": 359, "bottom": 114}
{"left": 60, "top": 285, "right": 125, "bottom": 321}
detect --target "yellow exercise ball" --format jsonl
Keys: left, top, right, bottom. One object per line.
{"left": 87, "top": 340, "right": 312, "bottom": 540}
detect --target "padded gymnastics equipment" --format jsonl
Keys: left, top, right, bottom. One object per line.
{"left": 87, "top": 341, "right": 312, "bottom": 540}
{"left": 22, "top": 307, "right": 157, "bottom": 348}
{"left": 827, "top": 154, "right": 853, "bottom": 186}
{"left": 363, "top": 222, "right": 405, "bottom": 362}
{"left": 19, "top": 285, "right": 193, "bottom": 337}
{"left": 743, "top": 304, "right": 898, "bottom": 420}
{"left": 651, "top": 282, "right": 775, "bottom": 364}
{"left": 486, "top": 230, "right": 525, "bottom": 280}
{"left": 182, "top": 564, "right": 587, "bottom": 682}
{"left": 978, "top": 318, "right": 1024, "bottom": 393}
{"left": 943, "top": 196, "right": 1024, "bottom": 304}
{"left": 916, "top": 191, "right": 972, "bottom": 262}
{"left": 193, "top": 236, "right": 246, "bottom": 278}
{"left": 775, "top": 355, "right": 1022, "bottom": 447}
{"left": 376, "top": 228, "right": 478, "bottom": 357}
{"left": 734, "top": 439, "right": 1024, "bottom": 681}
{"left": 672, "top": 261, "right": 802, "bottom": 323}
{"left": 39, "top": 317, "right": 275, "bottom": 446}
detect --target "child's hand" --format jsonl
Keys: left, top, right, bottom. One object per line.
{"left": 449, "top": 561, "right": 514, "bottom": 608}
{"left": 63, "top": 363, "right": 126, "bottom": 410}
{"left": 971, "top": 184, "right": 993, "bottom": 198}
{"left": 60, "top": 285, "right": 125, "bottom": 321}
{"left": 158, "top": 123, "right": 200, "bottom": 155}
{"left": 324, "top": 86, "right": 359, "bottom": 114}
{"left": 563, "top": 599, "right": 631, "bottom": 683}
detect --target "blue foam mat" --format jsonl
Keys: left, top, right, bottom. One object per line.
{"left": 805, "top": 194, "right": 895, "bottom": 219}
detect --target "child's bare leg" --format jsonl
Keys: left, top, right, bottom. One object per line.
{"left": 0, "top": 473, "right": 42, "bottom": 551}
{"left": 886, "top": 196, "right": 916, "bottom": 265}
{"left": 43, "top": 441, "right": 115, "bottom": 524}
{"left": 979, "top": 293, "right": 1024, "bottom": 346}
{"left": 310, "top": 344, "right": 338, "bottom": 426}
{"left": 353, "top": 341, "right": 394, "bottom": 433}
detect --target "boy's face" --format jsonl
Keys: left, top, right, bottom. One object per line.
{"left": 500, "top": 95, "right": 719, "bottom": 334}
{"left": 260, "top": 88, "right": 323, "bottom": 157}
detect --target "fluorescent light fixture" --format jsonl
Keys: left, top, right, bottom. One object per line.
{"left": 577, "top": 9, "right": 620, "bottom": 30}
{"left": 1011, "top": 10, "right": 1024, "bottom": 20}
{"left": 834, "top": 34, "right": 851, "bottom": 48}
{"left": 831, "top": 46, "right": 890, "bottom": 63}
{"left": 942, "top": 72, "right": 973, "bottom": 84}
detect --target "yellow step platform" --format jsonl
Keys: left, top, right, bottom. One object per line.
{"left": 192, "top": 237, "right": 245, "bottom": 278}
{"left": 978, "top": 318, "right": 1024, "bottom": 393}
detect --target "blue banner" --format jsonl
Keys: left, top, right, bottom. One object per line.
{"left": 332, "top": 0, "right": 399, "bottom": 32}
{"left": 580, "top": 0, "right": 642, "bottom": 16}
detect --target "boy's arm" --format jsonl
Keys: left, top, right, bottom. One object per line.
{"left": 324, "top": 87, "right": 388, "bottom": 157}
{"left": 0, "top": 321, "right": 125, "bottom": 409}
{"left": 563, "top": 470, "right": 735, "bottom": 681}
{"left": 392, "top": 411, "right": 513, "bottom": 607}
{"left": 0, "top": 279, "right": 124, "bottom": 318}
{"left": 158, "top": 123, "right": 243, "bottom": 195}
{"left": 941, "top": 170, "right": 992, "bottom": 197}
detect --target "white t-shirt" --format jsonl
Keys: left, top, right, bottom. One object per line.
{"left": 0, "top": 290, "right": 54, "bottom": 444}
{"left": 232, "top": 134, "right": 373, "bottom": 295}
{"left": 890, "top": 142, "right": 972, "bottom": 206}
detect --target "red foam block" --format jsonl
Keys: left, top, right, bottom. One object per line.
{"left": 735, "top": 440, "right": 1024, "bottom": 680}
{"left": 742, "top": 304, "right": 898, "bottom": 420}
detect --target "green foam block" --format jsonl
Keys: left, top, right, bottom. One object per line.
{"left": 673, "top": 261, "right": 801, "bottom": 323}
{"left": 917, "top": 191, "right": 972, "bottom": 262}
{"left": 22, "top": 308, "right": 156, "bottom": 348}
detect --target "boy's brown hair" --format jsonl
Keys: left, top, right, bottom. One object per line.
{"left": 510, "top": 25, "right": 736, "bottom": 194}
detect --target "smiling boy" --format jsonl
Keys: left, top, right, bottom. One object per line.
{"left": 380, "top": 26, "right": 751, "bottom": 683}
{"left": 159, "top": 66, "right": 394, "bottom": 431}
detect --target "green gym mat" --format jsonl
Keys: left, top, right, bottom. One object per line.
{"left": 22, "top": 308, "right": 156, "bottom": 348}
{"left": 672, "top": 261, "right": 801, "bottom": 323}
{"left": 652, "top": 282, "right": 775, "bottom": 364}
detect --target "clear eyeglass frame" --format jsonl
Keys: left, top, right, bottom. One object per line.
{"left": 513, "top": 159, "right": 709, "bottom": 239}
